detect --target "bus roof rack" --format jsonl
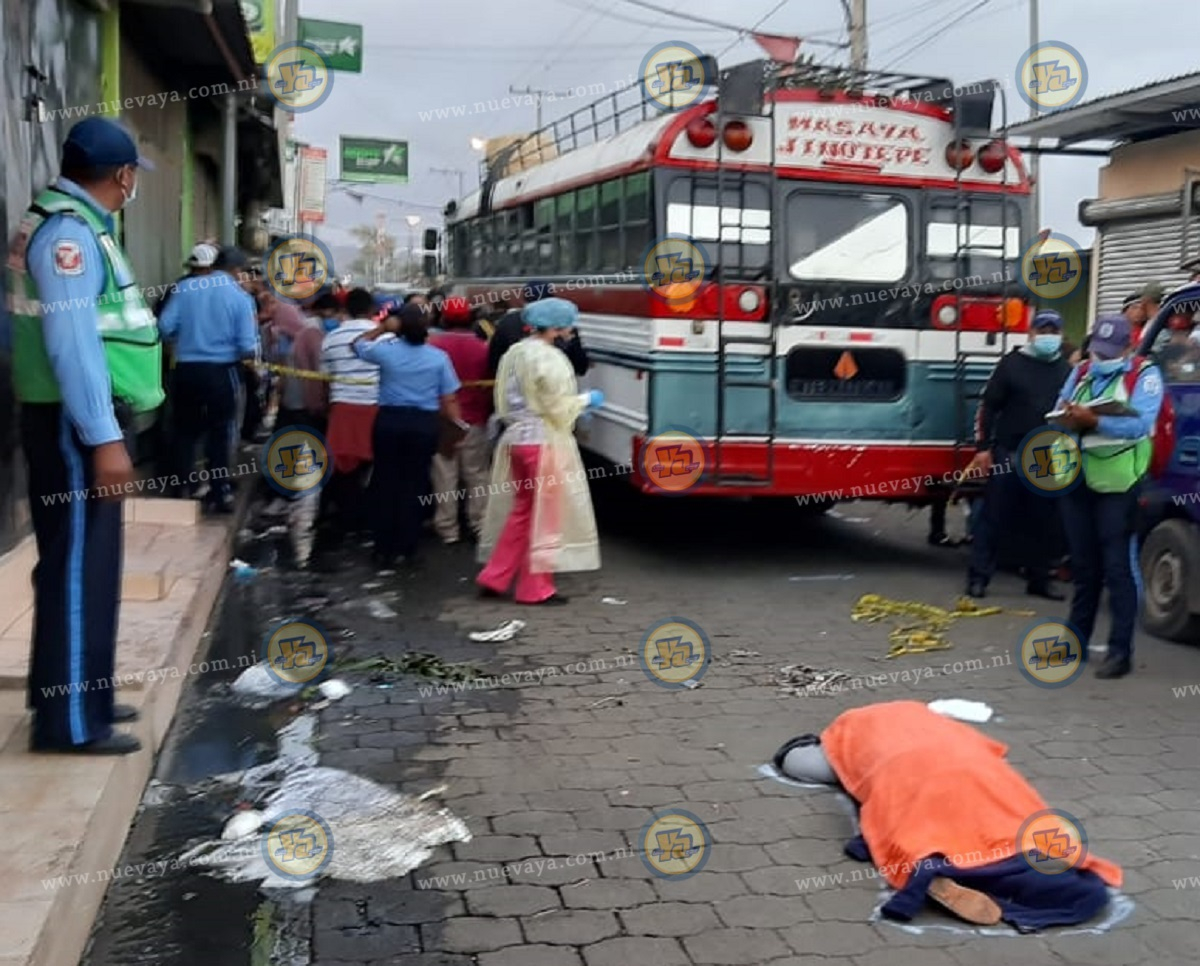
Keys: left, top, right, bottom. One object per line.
{"left": 478, "top": 58, "right": 997, "bottom": 189}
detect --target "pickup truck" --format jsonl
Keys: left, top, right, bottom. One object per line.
{"left": 1135, "top": 281, "right": 1200, "bottom": 640}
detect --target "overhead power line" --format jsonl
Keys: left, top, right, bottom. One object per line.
{"left": 616, "top": 0, "right": 847, "bottom": 48}
{"left": 879, "top": 0, "right": 1002, "bottom": 70}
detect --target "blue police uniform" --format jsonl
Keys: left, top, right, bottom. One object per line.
{"left": 1055, "top": 328, "right": 1164, "bottom": 677}
{"left": 158, "top": 269, "right": 258, "bottom": 507}
{"left": 11, "top": 119, "right": 155, "bottom": 751}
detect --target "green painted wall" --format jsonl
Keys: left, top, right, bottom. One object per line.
{"left": 181, "top": 103, "right": 194, "bottom": 261}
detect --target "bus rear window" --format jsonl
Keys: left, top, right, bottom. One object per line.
{"left": 786, "top": 192, "right": 908, "bottom": 284}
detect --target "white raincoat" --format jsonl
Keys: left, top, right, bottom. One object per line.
{"left": 477, "top": 337, "right": 600, "bottom": 573}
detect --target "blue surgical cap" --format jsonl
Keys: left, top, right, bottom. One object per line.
{"left": 523, "top": 297, "right": 578, "bottom": 330}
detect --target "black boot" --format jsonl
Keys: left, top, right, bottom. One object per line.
{"left": 1094, "top": 655, "right": 1132, "bottom": 679}
{"left": 966, "top": 578, "right": 987, "bottom": 599}
{"left": 1026, "top": 580, "right": 1066, "bottom": 601}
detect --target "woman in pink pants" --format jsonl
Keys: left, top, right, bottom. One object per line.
{"left": 477, "top": 297, "right": 602, "bottom": 604}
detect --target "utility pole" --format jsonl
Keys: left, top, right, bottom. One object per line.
{"left": 848, "top": 0, "right": 868, "bottom": 71}
{"left": 509, "top": 84, "right": 574, "bottom": 131}
{"left": 1028, "top": 0, "right": 1041, "bottom": 234}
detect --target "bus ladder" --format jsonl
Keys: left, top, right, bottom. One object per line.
{"left": 712, "top": 93, "right": 777, "bottom": 489}
{"left": 949, "top": 78, "right": 1014, "bottom": 471}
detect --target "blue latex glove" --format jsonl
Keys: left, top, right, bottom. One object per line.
{"left": 588, "top": 389, "right": 605, "bottom": 409}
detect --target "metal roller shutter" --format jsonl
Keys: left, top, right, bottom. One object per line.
{"left": 1096, "top": 216, "right": 1189, "bottom": 315}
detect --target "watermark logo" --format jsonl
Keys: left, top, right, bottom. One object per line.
{"left": 265, "top": 234, "right": 332, "bottom": 303}
{"left": 642, "top": 429, "right": 707, "bottom": 494}
{"left": 262, "top": 810, "right": 333, "bottom": 881}
{"left": 1017, "top": 428, "right": 1082, "bottom": 495}
{"left": 640, "top": 41, "right": 713, "bottom": 112}
{"left": 265, "top": 42, "right": 333, "bottom": 113}
{"left": 263, "top": 427, "right": 331, "bottom": 495}
{"left": 1020, "top": 232, "right": 1083, "bottom": 301}
{"left": 1017, "top": 620, "right": 1085, "bottom": 688}
{"left": 641, "top": 617, "right": 710, "bottom": 689}
{"left": 639, "top": 810, "right": 710, "bottom": 880}
{"left": 642, "top": 236, "right": 708, "bottom": 306}
{"left": 1016, "top": 41, "right": 1087, "bottom": 112}
{"left": 1017, "top": 808, "right": 1088, "bottom": 874}
{"left": 264, "top": 620, "right": 330, "bottom": 685}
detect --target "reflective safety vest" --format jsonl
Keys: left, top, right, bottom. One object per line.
{"left": 7, "top": 186, "right": 163, "bottom": 413}
{"left": 1071, "top": 364, "right": 1152, "bottom": 494}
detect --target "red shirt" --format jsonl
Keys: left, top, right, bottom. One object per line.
{"left": 430, "top": 331, "right": 491, "bottom": 425}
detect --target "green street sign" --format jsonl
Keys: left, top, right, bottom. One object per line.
{"left": 340, "top": 138, "right": 408, "bottom": 184}
{"left": 297, "top": 18, "right": 363, "bottom": 73}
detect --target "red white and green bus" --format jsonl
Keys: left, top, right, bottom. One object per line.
{"left": 443, "top": 59, "right": 1032, "bottom": 501}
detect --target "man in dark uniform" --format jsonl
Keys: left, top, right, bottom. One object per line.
{"left": 966, "top": 310, "right": 1072, "bottom": 600}
{"left": 7, "top": 118, "right": 162, "bottom": 754}
{"left": 488, "top": 279, "right": 589, "bottom": 376}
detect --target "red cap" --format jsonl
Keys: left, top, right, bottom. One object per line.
{"left": 442, "top": 296, "right": 472, "bottom": 324}
{"left": 1168, "top": 314, "right": 1194, "bottom": 331}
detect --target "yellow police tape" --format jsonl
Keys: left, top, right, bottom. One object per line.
{"left": 850, "top": 593, "right": 1034, "bottom": 658}
{"left": 245, "top": 359, "right": 495, "bottom": 389}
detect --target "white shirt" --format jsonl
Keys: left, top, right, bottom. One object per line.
{"left": 321, "top": 318, "right": 381, "bottom": 405}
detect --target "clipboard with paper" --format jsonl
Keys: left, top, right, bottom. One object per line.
{"left": 1045, "top": 398, "right": 1139, "bottom": 420}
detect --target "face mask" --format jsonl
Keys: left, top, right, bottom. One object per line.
{"left": 1091, "top": 356, "right": 1124, "bottom": 375}
{"left": 1031, "top": 333, "right": 1062, "bottom": 357}
{"left": 119, "top": 170, "right": 139, "bottom": 207}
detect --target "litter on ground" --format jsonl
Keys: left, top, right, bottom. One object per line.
{"left": 317, "top": 680, "right": 352, "bottom": 701}
{"left": 777, "top": 664, "right": 854, "bottom": 696}
{"left": 928, "top": 698, "right": 994, "bottom": 723}
{"left": 364, "top": 599, "right": 398, "bottom": 620}
{"left": 182, "top": 769, "right": 470, "bottom": 889}
{"left": 601, "top": 597, "right": 627, "bottom": 605}
{"left": 851, "top": 593, "right": 1030, "bottom": 656}
{"left": 468, "top": 619, "right": 526, "bottom": 643}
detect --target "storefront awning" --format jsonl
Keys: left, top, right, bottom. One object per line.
{"left": 1006, "top": 72, "right": 1200, "bottom": 148}
{"left": 122, "top": 0, "right": 257, "bottom": 90}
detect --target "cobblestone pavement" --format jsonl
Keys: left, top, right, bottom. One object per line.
{"left": 306, "top": 493, "right": 1200, "bottom": 966}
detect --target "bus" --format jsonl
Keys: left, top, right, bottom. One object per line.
{"left": 443, "top": 59, "right": 1033, "bottom": 502}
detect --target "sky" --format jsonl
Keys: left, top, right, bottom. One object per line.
{"left": 293, "top": 0, "right": 1181, "bottom": 259}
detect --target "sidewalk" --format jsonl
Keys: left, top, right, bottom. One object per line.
{"left": 0, "top": 499, "right": 236, "bottom": 966}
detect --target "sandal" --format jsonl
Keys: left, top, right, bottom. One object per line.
{"left": 927, "top": 877, "right": 1002, "bottom": 925}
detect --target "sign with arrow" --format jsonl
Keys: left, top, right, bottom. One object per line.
{"left": 340, "top": 138, "right": 409, "bottom": 184}
{"left": 297, "top": 18, "right": 363, "bottom": 73}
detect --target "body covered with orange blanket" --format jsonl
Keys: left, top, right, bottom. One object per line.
{"left": 820, "top": 701, "right": 1122, "bottom": 890}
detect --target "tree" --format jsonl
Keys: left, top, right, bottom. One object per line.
{"left": 349, "top": 218, "right": 399, "bottom": 286}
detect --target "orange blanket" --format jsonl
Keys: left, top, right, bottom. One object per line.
{"left": 821, "top": 701, "right": 1122, "bottom": 890}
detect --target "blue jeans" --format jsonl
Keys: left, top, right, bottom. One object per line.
{"left": 1060, "top": 485, "right": 1141, "bottom": 661}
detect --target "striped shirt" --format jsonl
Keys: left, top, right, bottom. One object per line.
{"left": 321, "top": 319, "right": 382, "bottom": 405}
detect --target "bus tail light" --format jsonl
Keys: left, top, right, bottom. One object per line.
{"left": 649, "top": 282, "right": 768, "bottom": 321}
{"left": 723, "top": 120, "right": 753, "bottom": 152}
{"left": 945, "top": 139, "right": 974, "bottom": 170}
{"left": 978, "top": 140, "right": 1008, "bottom": 174}
{"left": 686, "top": 117, "right": 717, "bottom": 148}
{"left": 931, "top": 294, "right": 1030, "bottom": 331}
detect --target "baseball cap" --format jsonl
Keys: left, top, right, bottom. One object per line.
{"left": 1031, "top": 310, "right": 1063, "bottom": 331}
{"left": 62, "top": 118, "right": 154, "bottom": 170}
{"left": 441, "top": 296, "right": 472, "bottom": 324}
{"left": 1121, "top": 292, "right": 1141, "bottom": 312}
{"left": 1089, "top": 315, "right": 1133, "bottom": 360}
{"left": 187, "top": 243, "right": 219, "bottom": 268}
{"left": 1182, "top": 254, "right": 1200, "bottom": 276}
{"left": 1140, "top": 281, "right": 1165, "bottom": 302}
{"left": 214, "top": 246, "right": 248, "bottom": 271}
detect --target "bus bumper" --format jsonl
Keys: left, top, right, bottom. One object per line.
{"left": 629, "top": 436, "right": 978, "bottom": 500}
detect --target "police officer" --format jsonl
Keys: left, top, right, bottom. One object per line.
{"left": 966, "top": 310, "right": 1072, "bottom": 599}
{"left": 1055, "top": 315, "right": 1163, "bottom": 679}
{"left": 8, "top": 118, "right": 162, "bottom": 753}
{"left": 158, "top": 243, "right": 259, "bottom": 512}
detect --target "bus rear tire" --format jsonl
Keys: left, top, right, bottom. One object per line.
{"left": 1140, "top": 519, "right": 1200, "bottom": 643}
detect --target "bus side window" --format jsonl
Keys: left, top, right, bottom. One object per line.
{"left": 535, "top": 198, "right": 555, "bottom": 274}
{"left": 556, "top": 191, "right": 576, "bottom": 274}
{"left": 624, "top": 172, "right": 652, "bottom": 270}
{"left": 577, "top": 185, "right": 598, "bottom": 273}
{"left": 599, "top": 179, "right": 622, "bottom": 273}
{"left": 478, "top": 215, "right": 493, "bottom": 276}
